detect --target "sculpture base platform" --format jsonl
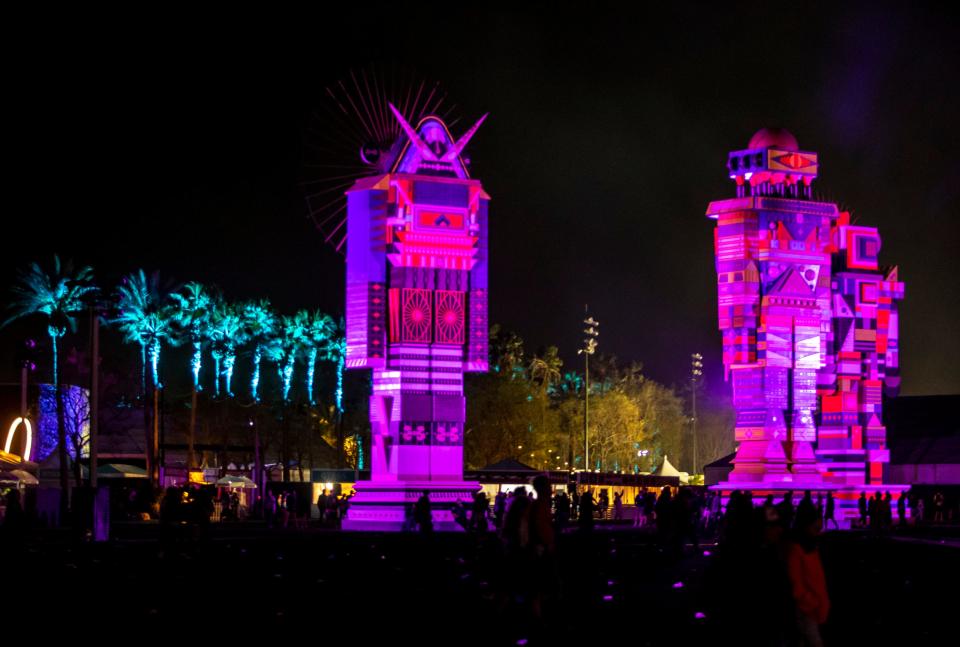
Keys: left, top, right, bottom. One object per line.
{"left": 342, "top": 479, "right": 481, "bottom": 532}
{"left": 709, "top": 481, "right": 910, "bottom": 529}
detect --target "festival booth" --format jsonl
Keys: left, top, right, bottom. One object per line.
{"left": 0, "top": 450, "right": 39, "bottom": 523}
{"left": 213, "top": 475, "right": 257, "bottom": 521}
{"left": 573, "top": 468, "right": 681, "bottom": 518}
{"left": 466, "top": 459, "right": 562, "bottom": 501}
{"left": 466, "top": 459, "right": 682, "bottom": 510}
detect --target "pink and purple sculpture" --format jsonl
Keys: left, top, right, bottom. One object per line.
{"left": 341, "top": 105, "right": 489, "bottom": 530}
{"left": 707, "top": 129, "right": 906, "bottom": 524}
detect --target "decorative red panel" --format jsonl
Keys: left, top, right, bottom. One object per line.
{"left": 388, "top": 288, "right": 401, "bottom": 342}
{"left": 434, "top": 290, "right": 465, "bottom": 345}
{"left": 401, "top": 288, "right": 432, "bottom": 343}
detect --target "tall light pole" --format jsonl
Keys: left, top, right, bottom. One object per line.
{"left": 691, "top": 352, "right": 703, "bottom": 474}
{"left": 578, "top": 308, "right": 599, "bottom": 471}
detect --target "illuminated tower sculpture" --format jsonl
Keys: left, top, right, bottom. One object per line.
{"left": 342, "top": 105, "right": 489, "bottom": 530}
{"left": 707, "top": 129, "right": 904, "bottom": 515}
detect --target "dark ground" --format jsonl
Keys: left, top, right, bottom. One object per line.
{"left": 5, "top": 525, "right": 957, "bottom": 644}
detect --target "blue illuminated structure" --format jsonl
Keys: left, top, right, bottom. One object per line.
{"left": 37, "top": 384, "right": 90, "bottom": 461}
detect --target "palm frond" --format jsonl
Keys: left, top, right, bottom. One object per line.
{"left": 3, "top": 254, "right": 97, "bottom": 333}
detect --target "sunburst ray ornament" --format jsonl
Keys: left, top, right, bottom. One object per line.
{"left": 302, "top": 67, "right": 462, "bottom": 254}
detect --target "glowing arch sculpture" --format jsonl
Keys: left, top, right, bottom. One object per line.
{"left": 3, "top": 417, "right": 33, "bottom": 462}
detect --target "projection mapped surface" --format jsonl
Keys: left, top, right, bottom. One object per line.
{"left": 342, "top": 105, "right": 489, "bottom": 531}
{"left": 707, "top": 129, "right": 905, "bottom": 518}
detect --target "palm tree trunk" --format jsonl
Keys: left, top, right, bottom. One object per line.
{"left": 305, "top": 348, "right": 317, "bottom": 405}
{"left": 141, "top": 343, "right": 153, "bottom": 494}
{"left": 53, "top": 333, "right": 69, "bottom": 523}
{"left": 253, "top": 414, "right": 262, "bottom": 510}
{"left": 189, "top": 339, "right": 201, "bottom": 466}
{"left": 281, "top": 411, "right": 290, "bottom": 482}
{"left": 153, "top": 386, "right": 160, "bottom": 487}
{"left": 224, "top": 349, "right": 236, "bottom": 397}
{"left": 188, "top": 385, "right": 197, "bottom": 468}
{"left": 191, "top": 339, "right": 202, "bottom": 390}
{"left": 212, "top": 354, "right": 222, "bottom": 397}
{"left": 149, "top": 338, "right": 162, "bottom": 389}
{"left": 275, "top": 364, "right": 290, "bottom": 481}
{"left": 140, "top": 344, "right": 146, "bottom": 402}
{"left": 336, "top": 411, "right": 345, "bottom": 468}
{"left": 282, "top": 355, "right": 294, "bottom": 403}
{"left": 251, "top": 344, "right": 262, "bottom": 402}
{"left": 336, "top": 352, "right": 345, "bottom": 467}
{"left": 335, "top": 352, "right": 344, "bottom": 413}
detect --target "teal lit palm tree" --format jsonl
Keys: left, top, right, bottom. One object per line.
{"left": 241, "top": 299, "right": 276, "bottom": 402}
{"left": 209, "top": 301, "right": 248, "bottom": 397}
{"left": 170, "top": 282, "right": 213, "bottom": 390}
{"left": 300, "top": 309, "right": 337, "bottom": 406}
{"left": 3, "top": 255, "right": 96, "bottom": 515}
{"left": 529, "top": 346, "right": 563, "bottom": 395}
{"left": 325, "top": 319, "right": 348, "bottom": 467}
{"left": 264, "top": 314, "right": 307, "bottom": 404}
{"left": 170, "top": 281, "right": 213, "bottom": 468}
{"left": 114, "top": 269, "right": 176, "bottom": 485}
{"left": 115, "top": 270, "right": 176, "bottom": 391}
{"left": 326, "top": 318, "right": 347, "bottom": 415}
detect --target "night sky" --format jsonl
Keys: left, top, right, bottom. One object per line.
{"left": 5, "top": 5, "right": 959, "bottom": 396}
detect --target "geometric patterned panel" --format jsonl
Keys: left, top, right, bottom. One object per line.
{"left": 399, "top": 422, "right": 429, "bottom": 445}
{"left": 434, "top": 290, "right": 465, "bottom": 345}
{"left": 368, "top": 282, "right": 387, "bottom": 360}
{"left": 432, "top": 422, "right": 463, "bottom": 445}
{"left": 845, "top": 227, "right": 880, "bottom": 270}
{"left": 401, "top": 288, "right": 432, "bottom": 343}
{"left": 467, "top": 288, "right": 488, "bottom": 370}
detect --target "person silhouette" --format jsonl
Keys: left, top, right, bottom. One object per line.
{"left": 578, "top": 489, "right": 594, "bottom": 532}
{"left": 897, "top": 491, "right": 908, "bottom": 527}
{"left": 414, "top": 491, "right": 433, "bottom": 533}
{"left": 824, "top": 492, "right": 838, "bottom": 530}
{"left": 788, "top": 508, "right": 830, "bottom": 646}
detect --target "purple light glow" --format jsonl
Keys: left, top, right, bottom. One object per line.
{"left": 37, "top": 384, "right": 90, "bottom": 461}
{"left": 672, "top": 582, "right": 684, "bottom": 589}
{"left": 342, "top": 106, "right": 490, "bottom": 531}
{"left": 708, "top": 129, "right": 905, "bottom": 496}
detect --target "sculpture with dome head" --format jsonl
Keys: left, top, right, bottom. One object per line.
{"left": 341, "top": 105, "right": 490, "bottom": 531}
{"left": 706, "top": 129, "right": 905, "bottom": 525}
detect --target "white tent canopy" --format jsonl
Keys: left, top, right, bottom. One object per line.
{"left": 655, "top": 455, "right": 690, "bottom": 485}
